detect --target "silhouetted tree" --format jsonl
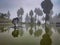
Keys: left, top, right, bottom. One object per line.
{"left": 34, "top": 8, "right": 43, "bottom": 21}
{"left": 41, "top": 0, "right": 53, "bottom": 28}
{"left": 34, "top": 8, "right": 38, "bottom": 23}
{"left": 29, "top": 10, "right": 34, "bottom": 30}
{"left": 29, "top": 10, "right": 34, "bottom": 23}
{"left": 17, "top": 8, "right": 24, "bottom": 23}
{"left": 49, "top": 10, "right": 53, "bottom": 16}
{"left": 34, "top": 8, "right": 43, "bottom": 30}
{"left": 7, "top": 11, "right": 10, "bottom": 19}
{"left": 0, "top": 13, "right": 6, "bottom": 18}
{"left": 42, "top": 16, "right": 45, "bottom": 21}
{"left": 25, "top": 13, "right": 30, "bottom": 23}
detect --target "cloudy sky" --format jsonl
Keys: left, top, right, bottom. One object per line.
{"left": 0, "top": 0, "right": 60, "bottom": 20}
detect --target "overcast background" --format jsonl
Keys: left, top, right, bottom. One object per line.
{"left": 0, "top": 0, "right": 60, "bottom": 21}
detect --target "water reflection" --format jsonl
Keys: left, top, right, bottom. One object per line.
{"left": 34, "top": 29, "right": 42, "bottom": 37}
{"left": 0, "top": 23, "right": 60, "bottom": 45}
{"left": 45, "top": 26, "right": 53, "bottom": 36}
{"left": 25, "top": 23, "right": 29, "bottom": 31}
{"left": 12, "top": 30, "right": 19, "bottom": 37}
{"left": 19, "top": 28, "right": 24, "bottom": 36}
{"left": 12, "top": 25, "right": 24, "bottom": 37}
{"left": 57, "top": 28, "right": 60, "bottom": 34}
{"left": 40, "top": 33, "right": 52, "bottom": 45}
{"left": 29, "top": 29, "right": 33, "bottom": 35}
{"left": 40, "top": 26, "right": 52, "bottom": 45}
{"left": 0, "top": 26, "right": 7, "bottom": 32}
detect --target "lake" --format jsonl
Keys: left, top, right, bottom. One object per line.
{"left": 0, "top": 24, "right": 60, "bottom": 45}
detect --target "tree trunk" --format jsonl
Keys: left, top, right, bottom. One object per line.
{"left": 38, "top": 16, "right": 39, "bottom": 30}
{"left": 45, "top": 14, "right": 49, "bottom": 32}
{"left": 21, "top": 15, "right": 22, "bottom": 30}
{"left": 35, "top": 14, "right": 36, "bottom": 30}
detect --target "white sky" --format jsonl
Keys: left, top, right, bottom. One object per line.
{"left": 0, "top": 0, "right": 60, "bottom": 22}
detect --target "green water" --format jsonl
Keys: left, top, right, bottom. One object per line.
{"left": 0, "top": 24, "right": 60, "bottom": 45}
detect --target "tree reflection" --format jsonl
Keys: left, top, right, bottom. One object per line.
{"left": 12, "top": 26, "right": 19, "bottom": 37}
{"left": 19, "top": 29, "right": 24, "bottom": 36}
{"left": 29, "top": 29, "right": 33, "bottom": 35}
{"left": 25, "top": 23, "right": 29, "bottom": 31}
{"left": 12, "top": 30, "right": 19, "bottom": 37}
{"left": 45, "top": 26, "right": 53, "bottom": 36}
{"left": 40, "top": 26, "right": 52, "bottom": 45}
{"left": 34, "top": 29, "right": 42, "bottom": 37}
{"left": 55, "top": 28, "right": 60, "bottom": 34}
{"left": 0, "top": 26, "right": 7, "bottom": 32}
{"left": 40, "top": 33, "right": 52, "bottom": 45}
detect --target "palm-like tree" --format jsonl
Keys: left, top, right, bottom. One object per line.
{"left": 17, "top": 8, "right": 24, "bottom": 23}
{"left": 25, "top": 13, "right": 30, "bottom": 23}
{"left": 7, "top": 11, "right": 10, "bottom": 19}
{"left": 29, "top": 10, "right": 34, "bottom": 30}
{"left": 29, "top": 10, "right": 34, "bottom": 23}
{"left": 34, "top": 8, "right": 43, "bottom": 30}
{"left": 34, "top": 8, "right": 43, "bottom": 22}
{"left": 41, "top": 0, "right": 53, "bottom": 30}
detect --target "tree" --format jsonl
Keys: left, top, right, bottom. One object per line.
{"left": 42, "top": 16, "right": 45, "bottom": 21}
{"left": 34, "top": 8, "right": 43, "bottom": 30}
{"left": 7, "top": 11, "right": 10, "bottom": 19}
{"left": 0, "top": 13, "right": 5, "bottom": 18}
{"left": 34, "top": 8, "right": 43, "bottom": 21}
{"left": 29, "top": 10, "right": 34, "bottom": 23}
{"left": 34, "top": 8, "right": 38, "bottom": 23}
{"left": 42, "top": 10, "right": 53, "bottom": 24}
{"left": 41, "top": 0, "right": 53, "bottom": 30}
{"left": 17, "top": 8, "right": 24, "bottom": 23}
{"left": 29, "top": 10, "right": 34, "bottom": 30}
{"left": 25, "top": 13, "right": 30, "bottom": 23}
{"left": 0, "top": 13, "right": 6, "bottom": 19}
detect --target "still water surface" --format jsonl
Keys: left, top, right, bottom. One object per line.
{"left": 0, "top": 24, "right": 60, "bottom": 45}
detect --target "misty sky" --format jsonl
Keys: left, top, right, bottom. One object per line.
{"left": 0, "top": 0, "right": 60, "bottom": 20}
